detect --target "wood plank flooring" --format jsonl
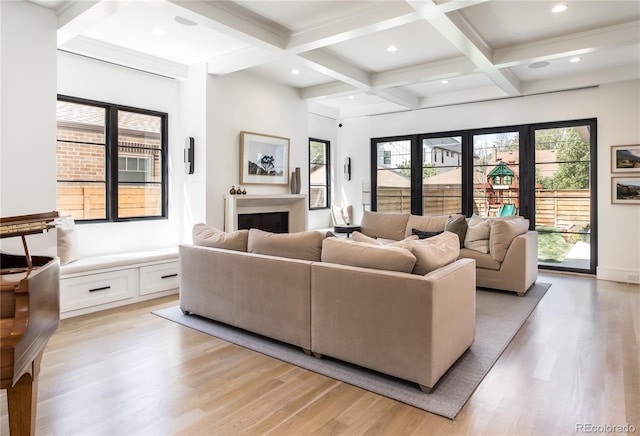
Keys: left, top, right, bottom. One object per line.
{"left": 1, "top": 272, "right": 638, "bottom": 435}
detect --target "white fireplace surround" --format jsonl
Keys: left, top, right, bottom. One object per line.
{"left": 224, "top": 194, "right": 307, "bottom": 233}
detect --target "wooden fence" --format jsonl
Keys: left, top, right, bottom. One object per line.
{"left": 57, "top": 185, "right": 161, "bottom": 220}
{"left": 376, "top": 186, "right": 590, "bottom": 230}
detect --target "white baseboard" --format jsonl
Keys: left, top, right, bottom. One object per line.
{"left": 597, "top": 267, "right": 640, "bottom": 285}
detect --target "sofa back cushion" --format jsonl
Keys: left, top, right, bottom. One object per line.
{"left": 404, "top": 214, "right": 450, "bottom": 238}
{"left": 248, "top": 229, "right": 325, "bottom": 261}
{"left": 193, "top": 223, "right": 249, "bottom": 252}
{"left": 464, "top": 215, "right": 491, "bottom": 253}
{"left": 321, "top": 237, "right": 416, "bottom": 273}
{"left": 444, "top": 214, "right": 468, "bottom": 248}
{"left": 401, "top": 231, "right": 460, "bottom": 275}
{"left": 360, "top": 211, "right": 409, "bottom": 241}
{"left": 490, "top": 217, "right": 530, "bottom": 262}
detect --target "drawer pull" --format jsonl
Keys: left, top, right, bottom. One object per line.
{"left": 88, "top": 286, "right": 111, "bottom": 293}
{"left": 161, "top": 273, "right": 178, "bottom": 279}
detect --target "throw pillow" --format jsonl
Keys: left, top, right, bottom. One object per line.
{"left": 464, "top": 217, "right": 491, "bottom": 254}
{"left": 402, "top": 231, "right": 460, "bottom": 275}
{"left": 192, "top": 223, "right": 249, "bottom": 252}
{"left": 360, "top": 211, "right": 409, "bottom": 241}
{"left": 55, "top": 216, "right": 79, "bottom": 265}
{"left": 248, "top": 229, "right": 325, "bottom": 261}
{"left": 444, "top": 215, "right": 468, "bottom": 248}
{"left": 411, "top": 228, "right": 443, "bottom": 239}
{"left": 489, "top": 217, "right": 530, "bottom": 262}
{"left": 352, "top": 231, "right": 383, "bottom": 245}
{"left": 321, "top": 238, "right": 416, "bottom": 273}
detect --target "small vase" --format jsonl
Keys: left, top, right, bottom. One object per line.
{"left": 294, "top": 167, "right": 301, "bottom": 194}
{"left": 230, "top": 186, "right": 236, "bottom": 195}
{"left": 290, "top": 172, "right": 297, "bottom": 194}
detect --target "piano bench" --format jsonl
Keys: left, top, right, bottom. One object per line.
{"left": 59, "top": 247, "right": 179, "bottom": 319}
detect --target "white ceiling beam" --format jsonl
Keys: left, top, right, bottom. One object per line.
{"left": 494, "top": 21, "right": 640, "bottom": 68}
{"left": 521, "top": 64, "right": 640, "bottom": 95}
{"left": 406, "top": 0, "right": 521, "bottom": 96}
{"left": 57, "top": 0, "right": 130, "bottom": 45}
{"left": 166, "top": 0, "right": 289, "bottom": 51}
{"left": 287, "top": 3, "right": 421, "bottom": 53}
{"left": 61, "top": 36, "right": 188, "bottom": 79}
{"left": 207, "top": 47, "right": 279, "bottom": 75}
{"left": 300, "top": 81, "right": 359, "bottom": 101}
{"left": 372, "top": 56, "right": 476, "bottom": 88}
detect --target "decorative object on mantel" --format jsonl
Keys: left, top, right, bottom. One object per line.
{"left": 241, "top": 187, "right": 247, "bottom": 195}
{"left": 240, "top": 131, "right": 290, "bottom": 185}
{"left": 230, "top": 186, "right": 237, "bottom": 195}
{"left": 290, "top": 167, "right": 301, "bottom": 194}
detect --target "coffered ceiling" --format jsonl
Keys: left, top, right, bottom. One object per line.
{"left": 31, "top": 0, "right": 640, "bottom": 118}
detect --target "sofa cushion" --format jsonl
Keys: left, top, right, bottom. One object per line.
{"left": 360, "top": 211, "right": 409, "bottom": 241}
{"left": 321, "top": 238, "right": 416, "bottom": 273}
{"left": 444, "top": 215, "right": 468, "bottom": 248}
{"left": 402, "top": 231, "right": 460, "bottom": 275}
{"left": 490, "top": 217, "right": 530, "bottom": 262}
{"left": 459, "top": 248, "right": 502, "bottom": 271}
{"left": 193, "top": 223, "right": 248, "bottom": 252}
{"left": 248, "top": 229, "right": 325, "bottom": 261}
{"left": 464, "top": 215, "right": 490, "bottom": 254}
{"left": 404, "top": 214, "right": 450, "bottom": 238}
{"left": 352, "top": 231, "right": 383, "bottom": 245}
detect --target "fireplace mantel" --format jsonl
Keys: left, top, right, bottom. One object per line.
{"left": 224, "top": 194, "right": 307, "bottom": 233}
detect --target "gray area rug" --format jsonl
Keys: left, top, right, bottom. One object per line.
{"left": 153, "top": 282, "right": 550, "bottom": 419}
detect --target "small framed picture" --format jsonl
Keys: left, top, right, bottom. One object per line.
{"left": 611, "top": 176, "right": 640, "bottom": 204}
{"left": 239, "top": 131, "right": 290, "bottom": 185}
{"left": 611, "top": 144, "right": 640, "bottom": 173}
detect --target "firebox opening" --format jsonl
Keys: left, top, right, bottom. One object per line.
{"left": 238, "top": 211, "right": 289, "bottom": 233}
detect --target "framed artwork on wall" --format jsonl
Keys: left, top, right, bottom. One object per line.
{"left": 611, "top": 176, "right": 640, "bottom": 204}
{"left": 611, "top": 144, "right": 640, "bottom": 173}
{"left": 240, "top": 131, "right": 290, "bottom": 185}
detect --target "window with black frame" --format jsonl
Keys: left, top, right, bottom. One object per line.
{"left": 370, "top": 119, "right": 597, "bottom": 274}
{"left": 309, "top": 138, "right": 330, "bottom": 209}
{"left": 56, "top": 96, "right": 168, "bottom": 222}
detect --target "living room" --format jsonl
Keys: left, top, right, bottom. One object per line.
{"left": 1, "top": 1, "right": 639, "bottom": 434}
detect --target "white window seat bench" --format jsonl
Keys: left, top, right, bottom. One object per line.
{"left": 59, "top": 247, "right": 179, "bottom": 319}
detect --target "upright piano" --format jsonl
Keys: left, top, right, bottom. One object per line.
{"left": 1, "top": 212, "right": 60, "bottom": 436}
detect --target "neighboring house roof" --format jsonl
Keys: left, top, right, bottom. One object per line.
{"left": 377, "top": 167, "right": 411, "bottom": 187}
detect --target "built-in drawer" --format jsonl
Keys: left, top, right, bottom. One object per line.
{"left": 139, "top": 261, "right": 179, "bottom": 296}
{"left": 60, "top": 269, "right": 138, "bottom": 313}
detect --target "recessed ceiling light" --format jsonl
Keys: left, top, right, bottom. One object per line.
{"left": 291, "top": 69, "right": 300, "bottom": 75}
{"left": 529, "top": 61, "right": 550, "bottom": 69}
{"left": 154, "top": 27, "right": 166, "bottom": 36}
{"left": 441, "top": 79, "right": 449, "bottom": 84}
{"left": 348, "top": 95, "right": 355, "bottom": 100}
{"left": 570, "top": 57, "right": 582, "bottom": 63}
{"left": 552, "top": 4, "right": 568, "bottom": 13}
{"left": 175, "top": 16, "right": 197, "bottom": 26}
{"left": 387, "top": 45, "right": 398, "bottom": 53}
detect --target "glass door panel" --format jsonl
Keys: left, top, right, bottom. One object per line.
{"left": 534, "top": 126, "right": 591, "bottom": 271}
{"left": 472, "top": 132, "right": 520, "bottom": 217}
{"left": 375, "top": 140, "right": 412, "bottom": 213}
{"left": 421, "top": 136, "right": 462, "bottom": 215}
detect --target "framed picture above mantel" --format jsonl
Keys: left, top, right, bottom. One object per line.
{"left": 611, "top": 176, "right": 640, "bottom": 205}
{"left": 240, "top": 131, "right": 290, "bottom": 185}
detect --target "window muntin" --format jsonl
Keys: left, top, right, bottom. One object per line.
{"left": 309, "top": 138, "right": 330, "bottom": 209}
{"left": 56, "top": 96, "right": 168, "bottom": 222}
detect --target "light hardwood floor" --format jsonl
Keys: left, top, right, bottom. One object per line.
{"left": 1, "top": 272, "right": 638, "bottom": 435}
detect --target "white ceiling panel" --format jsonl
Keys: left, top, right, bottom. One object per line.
{"left": 404, "top": 73, "right": 495, "bottom": 97}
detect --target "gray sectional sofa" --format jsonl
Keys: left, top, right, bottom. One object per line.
{"left": 179, "top": 224, "right": 476, "bottom": 393}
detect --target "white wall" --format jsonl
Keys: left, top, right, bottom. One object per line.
{"left": 205, "top": 71, "right": 308, "bottom": 230}
{"left": 179, "top": 63, "right": 208, "bottom": 243}
{"left": 57, "top": 52, "right": 183, "bottom": 256}
{"left": 308, "top": 106, "right": 339, "bottom": 229}
{"left": 337, "top": 80, "right": 640, "bottom": 283}
{"left": 0, "top": 1, "right": 57, "bottom": 256}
